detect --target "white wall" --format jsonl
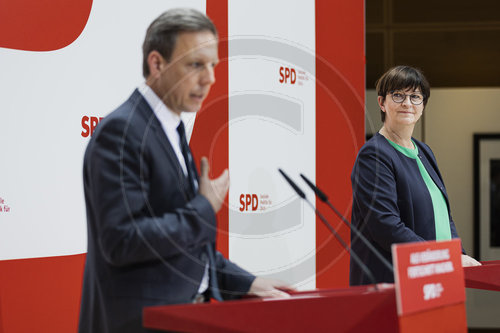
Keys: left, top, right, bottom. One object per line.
{"left": 366, "top": 87, "right": 500, "bottom": 328}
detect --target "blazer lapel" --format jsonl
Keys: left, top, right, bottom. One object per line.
{"left": 130, "top": 90, "right": 193, "bottom": 199}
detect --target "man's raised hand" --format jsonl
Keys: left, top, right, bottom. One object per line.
{"left": 198, "top": 157, "right": 229, "bottom": 213}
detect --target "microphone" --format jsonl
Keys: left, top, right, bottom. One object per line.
{"left": 299, "top": 173, "right": 393, "bottom": 273}
{"left": 278, "top": 168, "right": 378, "bottom": 287}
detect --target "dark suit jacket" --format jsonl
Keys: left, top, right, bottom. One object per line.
{"left": 79, "top": 90, "right": 255, "bottom": 333}
{"left": 349, "top": 133, "right": 462, "bottom": 285}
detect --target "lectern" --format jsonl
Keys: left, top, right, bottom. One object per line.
{"left": 144, "top": 239, "right": 477, "bottom": 332}
{"left": 143, "top": 285, "right": 399, "bottom": 332}
{"left": 464, "top": 260, "right": 500, "bottom": 291}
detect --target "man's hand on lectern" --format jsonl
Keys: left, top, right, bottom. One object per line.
{"left": 248, "top": 277, "right": 295, "bottom": 299}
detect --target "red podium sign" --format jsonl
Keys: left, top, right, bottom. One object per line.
{"left": 392, "top": 239, "right": 467, "bottom": 333}
{"left": 392, "top": 239, "right": 465, "bottom": 315}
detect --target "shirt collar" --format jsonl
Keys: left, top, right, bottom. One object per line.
{"left": 138, "top": 82, "right": 181, "bottom": 132}
{"left": 384, "top": 136, "right": 419, "bottom": 159}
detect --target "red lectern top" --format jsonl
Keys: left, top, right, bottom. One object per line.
{"left": 464, "top": 260, "right": 500, "bottom": 291}
{"left": 143, "top": 285, "right": 398, "bottom": 333}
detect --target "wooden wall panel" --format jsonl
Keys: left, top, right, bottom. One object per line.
{"left": 366, "top": 0, "right": 500, "bottom": 87}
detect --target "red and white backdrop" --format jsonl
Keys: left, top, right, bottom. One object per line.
{"left": 0, "top": 0, "right": 364, "bottom": 331}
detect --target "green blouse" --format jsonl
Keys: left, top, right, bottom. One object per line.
{"left": 385, "top": 138, "right": 452, "bottom": 240}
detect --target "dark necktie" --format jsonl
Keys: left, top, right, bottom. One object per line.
{"left": 176, "top": 121, "right": 223, "bottom": 301}
{"left": 176, "top": 121, "right": 197, "bottom": 194}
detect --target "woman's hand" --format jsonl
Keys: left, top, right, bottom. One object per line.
{"left": 461, "top": 254, "right": 481, "bottom": 267}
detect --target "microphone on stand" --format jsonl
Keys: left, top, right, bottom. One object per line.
{"left": 278, "top": 169, "right": 378, "bottom": 287}
{"left": 299, "top": 173, "right": 393, "bottom": 273}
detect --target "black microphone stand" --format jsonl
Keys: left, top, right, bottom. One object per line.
{"left": 278, "top": 169, "right": 378, "bottom": 288}
{"left": 300, "top": 173, "right": 393, "bottom": 273}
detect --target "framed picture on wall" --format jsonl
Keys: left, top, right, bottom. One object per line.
{"left": 473, "top": 133, "right": 500, "bottom": 261}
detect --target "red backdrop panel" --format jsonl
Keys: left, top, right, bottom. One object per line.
{"left": 315, "top": 0, "right": 365, "bottom": 288}
{"left": 0, "top": 0, "right": 93, "bottom": 51}
{"left": 0, "top": 254, "right": 86, "bottom": 332}
{"left": 191, "top": 0, "right": 230, "bottom": 257}
{"left": 199, "top": 0, "right": 366, "bottom": 286}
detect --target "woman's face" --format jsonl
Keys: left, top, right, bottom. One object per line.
{"left": 378, "top": 87, "right": 424, "bottom": 127}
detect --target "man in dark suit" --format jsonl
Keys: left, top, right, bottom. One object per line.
{"left": 79, "top": 8, "right": 290, "bottom": 333}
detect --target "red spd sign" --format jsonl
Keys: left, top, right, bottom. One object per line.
{"left": 392, "top": 239, "right": 465, "bottom": 316}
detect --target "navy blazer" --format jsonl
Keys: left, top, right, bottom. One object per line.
{"left": 79, "top": 90, "right": 255, "bottom": 333}
{"left": 349, "top": 133, "right": 461, "bottom": 285}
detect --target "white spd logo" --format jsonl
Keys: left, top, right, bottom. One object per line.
{"left": 423, "top": 283, "right": 444, "bottom": 300}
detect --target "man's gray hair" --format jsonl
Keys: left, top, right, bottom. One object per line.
{"left": 142, "top": 8, "right": 217, "bottom": 78}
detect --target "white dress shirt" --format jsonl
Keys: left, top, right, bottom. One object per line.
{"left": 139, "top": 83, "right": 188, "bottom": 176}
{"left": 138, "top": 83, "right": 209, "bottom": 295}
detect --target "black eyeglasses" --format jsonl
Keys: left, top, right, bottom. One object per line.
{"left": 390, "top": 91, "right": 424, "bottom": 105}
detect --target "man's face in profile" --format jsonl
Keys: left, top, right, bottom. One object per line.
{"left": 157, "top": 30, "right": 219, "bottom": 115}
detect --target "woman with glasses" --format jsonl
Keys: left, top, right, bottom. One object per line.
{"left": 349, "top": 65, "right": 480, "bottom": 286}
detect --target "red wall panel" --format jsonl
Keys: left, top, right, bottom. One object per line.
{"left": 0, "top": 0, "right": 93, "bottom": 51}
{"left": 0, "top": 254, "right": 86, "bottom": 332}
{"left": 192, "top": 0, "right": 230, "bottom": 257}
{"left": 315, "top": 0, "right": 365, "bottom": 288}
